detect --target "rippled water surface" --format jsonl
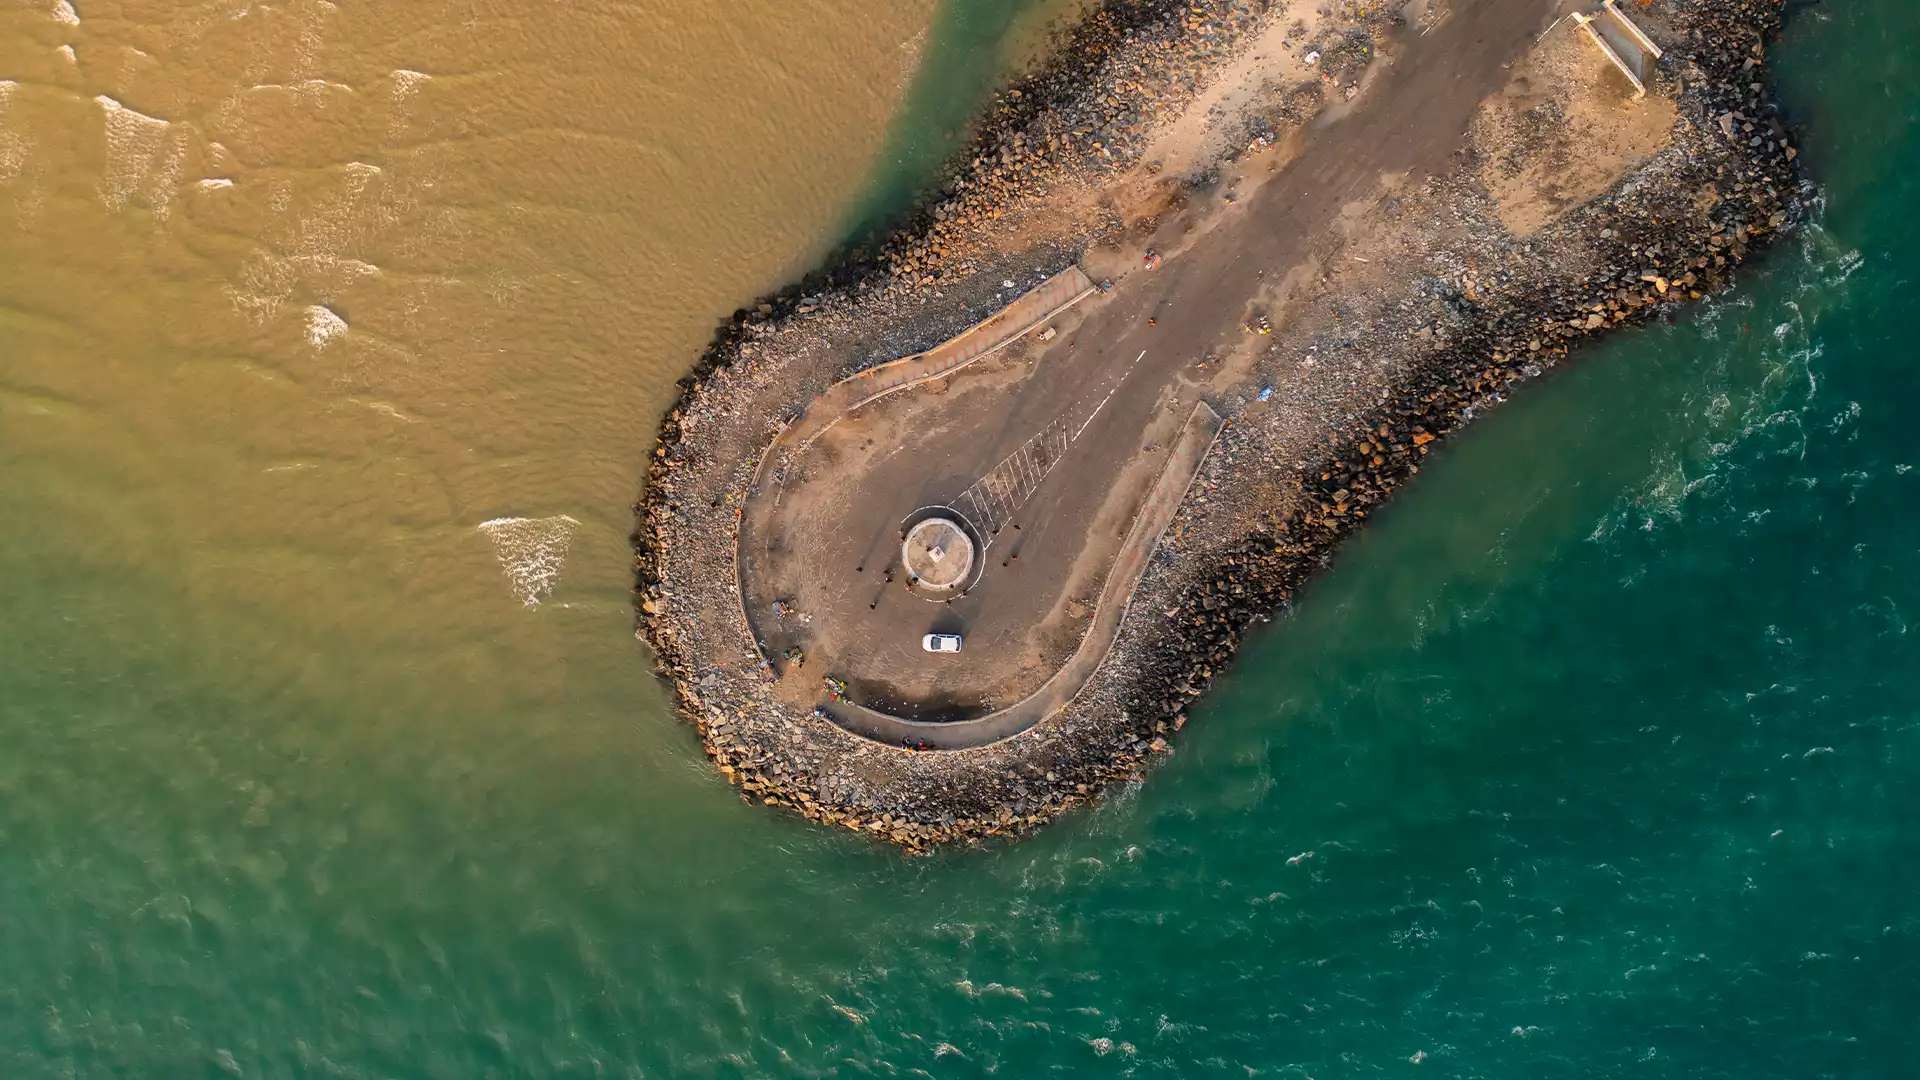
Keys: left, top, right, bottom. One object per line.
{"left": 3, "top": 1, "right": 1917, "bottom": 1076}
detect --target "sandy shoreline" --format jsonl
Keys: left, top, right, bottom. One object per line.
{"left": 634, "top": 0, "right": 1805, "bottom": 851}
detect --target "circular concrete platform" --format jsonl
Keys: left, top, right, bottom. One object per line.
{"left": 902, "top": 517, "right": 974, "bottom": 592}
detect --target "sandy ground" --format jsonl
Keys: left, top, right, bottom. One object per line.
{"left": 1475, "top": 14, "right": 1679, "bottom": 235}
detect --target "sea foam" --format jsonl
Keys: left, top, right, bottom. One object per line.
{"left": 478, "top": 516, "right": 581, "bottom": 607}
{"left": 95, "top": 95, "right": 182, "bottom": 215}
{"left": 305, "top": 303, "right": 346, "bottom": 348}
{"left": 0, "top": 81, "right": 23, "bottom": 186}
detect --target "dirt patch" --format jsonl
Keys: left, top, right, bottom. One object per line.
{"left": 1475, "top": 17, "right": 1679, "bottom": 236}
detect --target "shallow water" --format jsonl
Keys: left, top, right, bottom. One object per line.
{"left": 3, "top": 0, "right": 1918, "bottom": 1076}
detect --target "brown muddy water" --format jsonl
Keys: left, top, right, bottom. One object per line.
{"left": 0, "top": 7, "right": 1090, "bottom": 1061}
{"left": 0, "top": 0, "right": 936, "bottom": 630}
{"left": 0, "top": 0, "right": 958, "bottom": 1023}
{"left": 0, "top": 0, "right": 973, "bottom": 827}
{"left": 0, "top": 2, "right": 977, "bottom": 1065}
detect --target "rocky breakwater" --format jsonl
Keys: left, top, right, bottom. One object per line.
{"left": 633, "top": 0, "right": 1806, "bottom": 852}
{"left": 873, "top": 0, "right": 1275, "bottom": 287}
{"left": 1101, "top": 0, "right": 1808, "bottom": 779}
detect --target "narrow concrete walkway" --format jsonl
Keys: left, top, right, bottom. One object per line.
{"left": 784, "top": 267, "right": 1096, "bottom": 457}
{"left": 823, "top": 400, "right": 1225, "bottom": 749}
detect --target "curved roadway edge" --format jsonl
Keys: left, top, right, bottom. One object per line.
{"left": 733, "top": 266, "right": 1097, "bottom": 673}
{"left": 824, "top": 400, "right": 1227, "bottom": 749}
{"left": 788, "top": 266, "right": 1095, "bottom": 456}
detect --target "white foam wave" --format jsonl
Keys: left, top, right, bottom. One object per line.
{"left": 291, "top": 1, "right": 336, "bottom": 82}
{"left": 95, "top": 95, "right": 182, "bottom": 215}
{"left": 1592, "top": 210, "right": 1862, "bottom": 540}
{"left": 478, "top": 516, "right": 581, "bottom": 607}
{"left": 225, "top": 248, "right": 295, "bottom": 325}
{"left": 291, "top": 254, "right": 379, "bottom": 282}
{"left": 51, "top": 0, "right": 80, "bottom": 26}
{"left": 56, "top": 45, "right": 75, "bottom": 64}
{"left": 387, "top": 70, "right": 429, "bottom": 138}
{"left": 304, "top": 303, "right": 346, "bottom": 348}
{"left": 236, "top": 79, "right": 356, "bottom": 106}
{"left": 225, "top": 160, "right": 398, "bottom": 331}
{"left": 390, "top": 69, "right": 430, "bottom": 96}
{"left": 0, "top": 81, "right": 25, "bottom": 186}
{"left": 355, "top": 399, "right": 413, "bottom": 423}
{"left": 151, "top": 130, "right": 187, "bottom": 215}
{"left": 194, "top": 177, "right": 233, "bottom": 191}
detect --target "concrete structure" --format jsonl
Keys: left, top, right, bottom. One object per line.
{"left": 783, "top": 267, "right": 1097, "bottom": 460}
{"left": 1573, "top": 2, "right": 1662, "bottom": 98}
{"left": 902, "top": 517, "right": 974, "bottom": 593}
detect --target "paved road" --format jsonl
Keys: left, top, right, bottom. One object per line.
{"left": 735, "top": 267, "right": 1094, "bottom": 670}
{"left": 824, "top": 401, "right": 1224, "bottom": 749}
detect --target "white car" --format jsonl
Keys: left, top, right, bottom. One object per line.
{"left": 922, "top": 633, "right": 963, "bottom": 654}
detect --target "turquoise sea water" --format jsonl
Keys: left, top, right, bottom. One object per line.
{"left": 4, "top": 1, "right": 1919, "bottom": 1077}
{"left": 840, "top": 0, "right": 1085, "bottom": 244}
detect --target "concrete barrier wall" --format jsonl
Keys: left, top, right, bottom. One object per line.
{"left": 795, "top": 266, "right": 1097, "bottom": 453}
